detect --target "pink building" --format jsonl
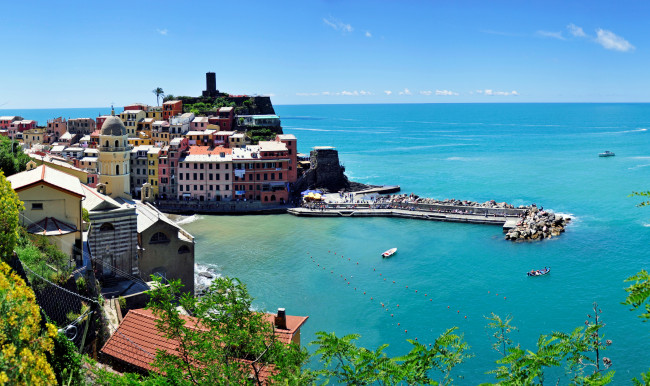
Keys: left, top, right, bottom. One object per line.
{"left": 8, "top": 120, "right": 37, "bottom": 139}
{"left": 0, "top": 116, "right": 23, "bottom": 129}
{"left": 47, "top": 117, "right": 67, "bottom": 143}
{"left": 177, "top": 146, "right": 232, "bottom": 201}
{"left": 207, "top": 107, "right": 234, "bottom": 131}
{"left": 159, "top": 137, "right": 189, "bottom": 199}
{"left": 190, "top": 117, "right": 209, "bottom": 131}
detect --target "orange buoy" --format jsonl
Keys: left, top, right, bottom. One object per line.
{"left": 363, "top": 292, "right": 366, "bottom": 294}
{"left": 384, "top": 278, "right": 386, "bottom": 281}
{"left": 415, "top": 290, "right": 418, "bottom": 293}
{"left": 379, "top": 273, "right": 382, "bottom": 276}
{"left": 424, "top": 294, "right": 427, "bottom": 296}
{"left": 370, "top": 297, "right": 373, "bottom": 300}
{"left": 457, "top": 310, "right": 460, "bottom": 313}
{"left": 398, "top": 323, "right": 400, "bottom": 326}
{"left": 392, "top": 281, "right": 395, "bottom": 283}
{"left": 447, "top": 306, "right": 450, "bottom": 308}
{"left": 405, "top": 330, "right": 407, "bottom": 333}
{"left": 464, "top": 316, "right": 467, "bottom": 319}
{"left": 429, "top": 299, "right": 432, "bottom": 302}
{"left": 397, "top": 304, "right": 400, "bottom": 307}
{"left": 504, "top": 297, "right": 507, "bottom": 300}
{"left": 406, "top": 286, "right": 408, "bottom": 288}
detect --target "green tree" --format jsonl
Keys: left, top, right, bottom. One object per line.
{"left": 0, "top": 136, "right": 30, "bottom": 176}
{"left": 313, "top": 327, "right": 472, "bottom": 385}
{"left": 0, "top": 170, "right": 23, "bottom": 261}
{"left": 624, "top": 269, "right": 650, "bottom": 322}
{"left": 485, "top": 313, "right": 517, "bottom": 357}
{"left": 152, "top": 87, "right": 165, "bottom": 106}
{"left": 146, "top": 276, "right": 310, "bottom": 385}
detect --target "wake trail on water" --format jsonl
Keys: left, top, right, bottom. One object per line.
{"left": 174, "top": 214, "right": 203, "bottom": 225}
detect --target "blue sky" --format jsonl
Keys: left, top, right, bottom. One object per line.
{"left": 2, "top": 0, "right": 648, "bottom": 108}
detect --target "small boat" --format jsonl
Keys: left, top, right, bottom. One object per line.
{"left": 382, "top": 248, "right": 397, "bottom": 258}
{"left": 599, "top": 151, "right": 615, "bottom": 157}
{"left": 527, "top": 267, "right": 550, "bottom": 277}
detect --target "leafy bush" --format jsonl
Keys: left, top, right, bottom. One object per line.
{"left": 48, "top": 332, "right": 82, "bottom": 386}
{"left": 0, "top": 261, "right": 57, "bottom": 384}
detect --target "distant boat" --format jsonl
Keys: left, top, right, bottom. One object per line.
{"left": 382, "top": 248, "right": 397, "bottom": 258}
{"left": 527, "top": 267, "right": 550, "bottom": 277}
{"left": 599, "top": 151, "right": 615, "bottom": 157}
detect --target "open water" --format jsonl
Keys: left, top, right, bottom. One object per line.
{"left": 5, "top": 104, "right": 650, "bottom": 383}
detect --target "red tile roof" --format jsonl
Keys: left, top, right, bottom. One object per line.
{"left": 101, "top": 308, "right": 307, "bottom": 381}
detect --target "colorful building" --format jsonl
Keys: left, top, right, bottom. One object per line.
{"left": 67, "top": 118, "right": 96, "bottom": 135}
{"left": 47, "top": 117, "right": 66, "bottom": 142}
{"left": 119, "top": 110, "right": 146, "bottom": 137}
{"left": 231, "top": 141, "right": 291, "bottom": 204}
{"left": 151, "top": 120, "right": 170, "bottom": 147}
{"left": 159, "top": 137, "right": 188, "bottom": 199}
{"left": 147, "top": 147, "right": 161, "bottom": 198}
{"left": 162, "top": 100, "right": 182, "bottom": 120}
{"left": 130, "top": 145, "right": 153, "bottom": 197}
{"left": 0, "top": 115, "right": 23, "bottom": 129}
{"left": 177, "top": 146, "right": 232, "bottom": 201}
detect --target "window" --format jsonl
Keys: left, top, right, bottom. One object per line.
{"left": 225, "top": 174, "right": 229, "bottom": 180}
{"left": 193, "top": 173, "right": 197, "bottom": 180}
{"left": 178, "top": 245, "right": 191, "bottom": 254}
{"left": 179, "top": 174, "right": 183, "bottom": 180}
{"left": 31, "top": 203, "right": 43, "bottom": 210}
{"left": 180, "top": 185, "right": 183, "bottom": 191}
{"left": 279, "top": 172, "right": 282, "bottom": 179}
{"left": 200, "top": 164, "right": 204, "bottom": 169}
{"left": 194, "top": 164, "right": 197, "bottom": 169}
{"left": 100, "top": 223, "right": 115, "bottom": 231}
{"left": 209, "top": 174, "right": 213, "bottom": 180}
{"left": 264, "top": 173, "right": 268, "bottom": 181}
{"left": 248, "top": 174, "right": 253, "bottom": 181}
{"left": 149, "top": 232, "right": 170, "bottom": 244}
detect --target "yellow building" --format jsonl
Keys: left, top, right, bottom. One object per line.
{"left": 146, "top": 109, "right": 163, "bottom": 121}
{"left": 128, "top": 137, "right": 152, "bottom": 147}
{"left": 119, "top": 110, "right": 146, "bottom": 137}
{"left": 97, "top": 116, "right": 131, "bottom": 199}
{"left": 8, "top": 165, "right": 85, "bottom": 262}
{"left": 23, "top": 127, "right": 46, "bottom": 147}
{"left": 147, "top": 147, "right": 161, "bottom": 197}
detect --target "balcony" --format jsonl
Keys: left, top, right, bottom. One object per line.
{"left": 99, "top": 146, "right": 131, "bottom": 152}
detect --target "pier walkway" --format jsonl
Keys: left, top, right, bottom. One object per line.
{"left": 288, "top": 204, "right": 525, "bottom": 231}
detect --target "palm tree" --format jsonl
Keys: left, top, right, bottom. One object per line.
{"left": 152, "top": 87, "right": 165, "bottom": 106}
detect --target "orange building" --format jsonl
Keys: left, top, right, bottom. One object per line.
{"left": 162, "top": 100, "right": 182, "bottom": 121}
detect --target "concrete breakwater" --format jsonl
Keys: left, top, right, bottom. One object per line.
{"left": 290, "top": 194, "right": 570, "bottom": 241}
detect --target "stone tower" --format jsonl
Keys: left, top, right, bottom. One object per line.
{"left": 97, "top": 115, "right": 131, "bottom": 199}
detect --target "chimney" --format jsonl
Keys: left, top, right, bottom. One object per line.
{"left": 274, "top": 308, "right": 287, "bottom": 330}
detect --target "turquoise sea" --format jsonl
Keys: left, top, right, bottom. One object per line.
{"left": 5, "top": 104, "right": 650, "bottom": 383}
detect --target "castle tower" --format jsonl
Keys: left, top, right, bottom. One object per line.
{"left": 97, "top": 115, "right": 131, "bottom": 199}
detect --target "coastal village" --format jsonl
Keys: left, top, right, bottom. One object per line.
{"left": 0, "top": 73, "right": 570, "bottom": 382}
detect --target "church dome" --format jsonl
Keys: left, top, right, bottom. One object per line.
{"left": 101, "top": 116, "right": 126, "bottom": 136}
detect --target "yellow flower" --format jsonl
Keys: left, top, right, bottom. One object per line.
{"left": 0, "top": 372, "right": 8, "bottom": 384}
{"left": 45, "top": 323, "right": 57, "bottom": 338}
{"left": 2, "top": 343, "right": 16, "bottom": 358}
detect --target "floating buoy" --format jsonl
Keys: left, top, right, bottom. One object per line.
{"left": 447, "top": 306, "right": 450, "bottom": 309}
{"left": 504, "top": 297, "right": 507, "bottom": 300}
{"left": 406, "top": 286, "right": 408, "bottom": 288}
{"left": 457, "top": 310, "right": 460, "bottom": 313}
{"left": 424, "top": 294, "right": 427, "bottom": 296}
{"left": 487, "top": 291, "right": 490, "bottom": 293}
{"left": 370, "top": 297, "right": 373, "bottom": 300}
{"left": 405, "top": 330, "right": 408, "bottom": 333}
{"left": 354, "top": 288, "right": 356, "bottom": 290}
{"left": 392, "top": 281, "right": 395, "bottom": 283}
{"left": 397, "top": 304, "right": 400, "bottom": 307}
{"left": 373, "top": 268, "right": 376, "bottom": 271}
{"left": 379, "top": 273, "right": 382, "bottom": 276}
{"left": 464, "top": 316, "right": 467, "bottom": 319}
{"left": 356, "top": 262, "right": 359, "bottom": 265}
{"left": 334, "top": 252, "right": 336, "bottom": 255}
{"left": 363, "top": 292, "right": 366, "bottom": 294}
{"left": 429, "top": 299, "right": 432, "bottom": 302}
{"left": 384, "top": 278, "right": 386, "bottom": 281}
{"left": 398, "top": 323, "right": 400, "bottom": 326}
{"left": 415, "top": 290, "right": 418, "bottom": 293}
{"left": 496, "top": 293, "right": 498, "bottom": 296}
{"left": 347, "top": 282, "right": 350, "bottom": 285}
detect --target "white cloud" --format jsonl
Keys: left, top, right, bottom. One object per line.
{"left": 595, "top": 29, "right": 634, "bottom": 52}
{"left": 323, "top": 17, "right": 353, "bottom": 33}
{"left": 296, "top": 92, "right": 321, "bottom": 96}
{"left": 365, "top": 31, "right": 372, "bottom": 38}
{"left": 341, "top": 90, "right": 358, "bottom": 96}
{"left": 398, "top": 88, "right": 412, "bottom": 95}
{"left": 420, "top": 90, "right": 433, "bottom": 96}
{"left": 567, "top": 23, "right": 586, "bottom": 38}
{"left": 384, "top": 90, "right": 392, "bottom": 95}
{"left": 435, "top": 89, "right": 459, "bottom": 96}
{"left": 359, "top": 90, "right": 372, "bottom": 95}
{"left": 481, "top": 89, "right": 519, "bottom": 96}
{"left": 156, "top": 28, "right": 168, "bottom": 36}
{"left": 536, "top": 30, "right": 565, "bottom": 40}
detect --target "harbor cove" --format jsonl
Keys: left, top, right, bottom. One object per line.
{"left": 182, "top": 103, "right": 650, "bottom": 382}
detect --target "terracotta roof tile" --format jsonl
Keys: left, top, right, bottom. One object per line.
{"left": 101, "top": 308, "right": 306, "bottom": 380}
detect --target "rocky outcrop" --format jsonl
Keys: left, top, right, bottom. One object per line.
{"left": 292, "top": 147, "right": 377, "bottom": 196}
{"left": 505, "top": 206, "right": 570, "bottom": 241}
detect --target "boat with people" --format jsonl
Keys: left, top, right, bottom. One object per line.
{"left": 599, "top": 151, "right": 615, "bottom": 157}
{"left": 382, "top": 248, "right": 397, "bottom": 258}
{"left": 527, "top": 267, "right": 550, "bottom": 276}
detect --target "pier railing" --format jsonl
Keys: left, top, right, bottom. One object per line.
{"left": 302, "top": 201, "right": 526, "bottom": 217}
